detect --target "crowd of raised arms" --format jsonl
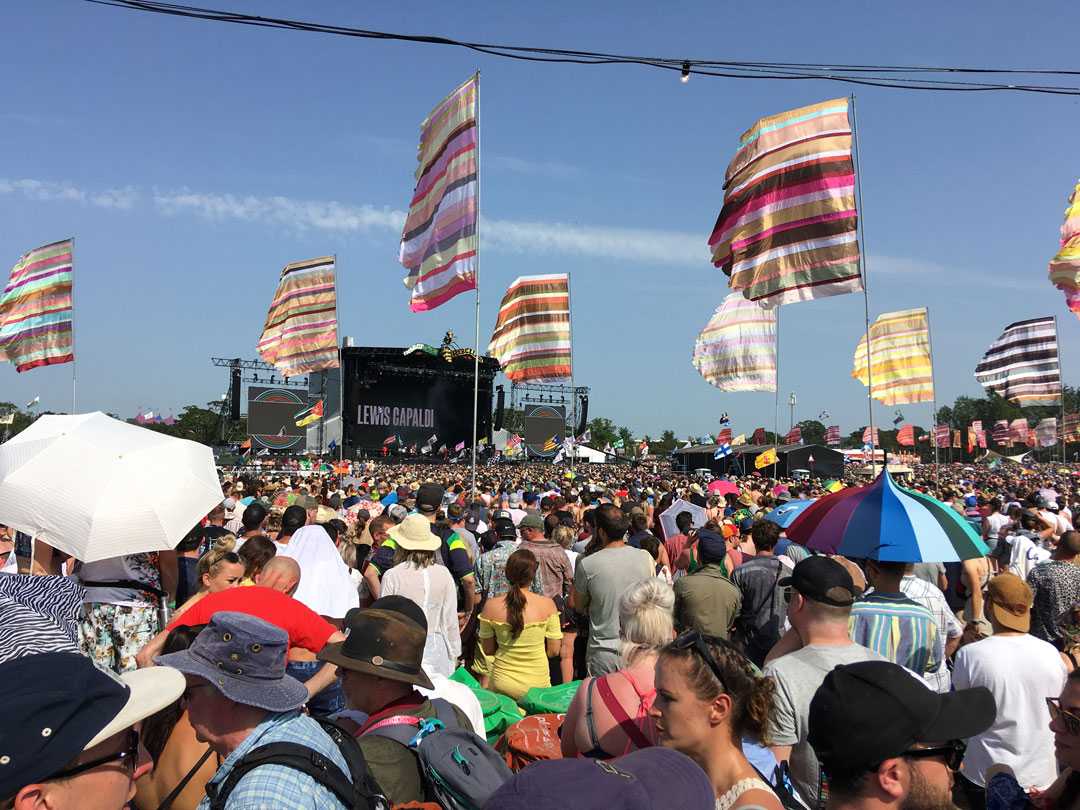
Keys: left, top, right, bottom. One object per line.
{"left": 3, "top": 456, "right": 1080, "bottom": 810}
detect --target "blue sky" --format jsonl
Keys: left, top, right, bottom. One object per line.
{"left": 2, "top": 0, "right": 1079, "bottom": 440}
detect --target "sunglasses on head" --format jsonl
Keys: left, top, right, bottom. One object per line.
{"left": 1048, "top": 697, "right": 1080, "bottom": 736}
{"left": 50, "top": 729, "right": 140, "bottom": 781}
{"left": 671, "top": 629, "right": 741, "bottom": 690}
{"left": 900, "top": 739, "right": 966, "bottom": 771}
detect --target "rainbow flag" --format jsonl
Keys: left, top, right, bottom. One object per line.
{"left": 708, "top": 98, "right": 862, "bottom": 307}
{"left": 399, "top": 75, "right": 478, "bottom": 312}
{"left": 488, "top": 274, "right": 571, "bottom": 381}
{"left": 692, "top": 293, "right": 776, "bottom": 391}
{"left": 257, "top": 257, "right": 339, "bottom": 377}
{"left": 1049, "top": 179, "right": 1080, "bottom": 320}
{"left": 852, "top": 308, "right": 934, "bottom": 405}
{"left": 0, "top": 239, "right": 74, "bottom": 372}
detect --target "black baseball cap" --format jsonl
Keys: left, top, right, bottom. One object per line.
{"left": 809, "top": 661, "right": 996, "bottom": 773}
{"left": 416, "top": 483, "right": 445, "bottom": 513}
{"left": 778, "top": 556, "right": 857, "bottom": 607}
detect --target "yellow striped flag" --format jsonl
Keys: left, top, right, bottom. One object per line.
{"left": 852, "top": 308, "right": 934, "bottom": 405}
{"left": 542, "top": 435, "right": 559, "bottom": 452}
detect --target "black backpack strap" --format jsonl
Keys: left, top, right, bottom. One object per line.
{"left": 205, "top": 742, "right": 355, "bottom": 810}
{"left": 156, "top": 747, "right": 214, "bottom": 810}
{"left": 313, "top": 716, "right": 386, "bottom": 801}
{"left": 429, "top": 698, "right": 464, "bottom": 730}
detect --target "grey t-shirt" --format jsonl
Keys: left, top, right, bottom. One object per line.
{"left": 573, "top": 544, "right": 653, "bottom": 675}
{"left": 764, "top": 643, "right": 885, "bottom": 806}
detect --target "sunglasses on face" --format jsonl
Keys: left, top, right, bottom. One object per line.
{"left": 50, "top": 729, "right": 140, "bottom": 781}
{"left": 901, "top": 739, "right": 966, "bottom": 771}
{"left": 1048, "top": 697, "right": 1080, "bottom": 736}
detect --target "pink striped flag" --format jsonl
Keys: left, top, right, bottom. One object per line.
{"left": 399, "top": 75, "right": 478, "bottom": 312}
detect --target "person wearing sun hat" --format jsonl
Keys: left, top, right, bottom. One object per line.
{"left": 0, "top": 601, "right": 184, "bottom": 810}
{"left": 378, "top": 513, "right": 462, "bottom": 678}
{"left": 154, "top": 611, "right": 354, "bottom": 809}
{"left": 320, "top": 596, "right": 473, "bottom": 806}
{"left": 952, "top": 572, "right": 1068, "bottom": 803}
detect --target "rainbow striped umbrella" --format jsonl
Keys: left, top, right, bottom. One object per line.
{"left": 785, "top": 470, "right": 989, "bottom": 562}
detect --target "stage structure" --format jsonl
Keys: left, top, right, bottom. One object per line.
{"left": 325, "top": 336, "right": 499, "bottom": 458}
{"left": 509, "top": 381, "right": 589, "bottom": 459}
{"left": 210, "top": 356, "right": 309, "bottom": 446}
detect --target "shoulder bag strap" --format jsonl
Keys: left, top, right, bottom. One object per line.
{"left": 156, "top": 747, "right": 213, "bottom": 810}
{"left": 206, "top": 743, "right": 355, "bottom": 810}
{"left": 594, "top": 676, "right": 652, "bottom": 751}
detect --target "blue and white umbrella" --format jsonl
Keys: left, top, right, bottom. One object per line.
{"left": 763, "top": 499, "right": 815, "bottom": 528}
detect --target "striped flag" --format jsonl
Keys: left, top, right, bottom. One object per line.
{"left": 488, "top": 274, "right": 571, "bottom": 381}
{"left": 992, "top": 420, "right": 1011, "bottom": 447}
{"left": 1065, "top": 413, "right": 1080, "bottom": 441}
{"left": 974, "top": 317, "right": 1061, "bottom": 405}
{"left": 717, "top": 428, "right": 733, "bottom": 445}
{"left": 825, "top": 425, "right": 841, "bottom": 446}
{"left": 753, "top": 427, "right": 767, "bottom": 445}
{"left": 852, "top": 308, "right": 934, "bottom": 405}
{"left": 934, "top": 425, "right": 950, "bottom": 448}
{"left": 1049, "top": 179, "right": 1080, "bottom": 320}
{"left": 399, "top": 75, "right": 478, "bottom": 312}
{"left": 708, "top": 98, "right": 861, "bottom": 307}
{"left": 692, "top": 294, "right": 776, "bottom": 391}
{"left": 1036, "top": 418, "right": 1058, "bottom": 447}
{"left": 1009, "top": 419, "right": 1030, "bottom": 446}
{"left": 257, "top": 257, "right": 339, "bottom": 377}
{"left": 897, "top": 425, "right": 915, "bottom": 447}
{"left": 785, "top": 426, "right": 802, "bottom": 445}
{"left": 862, "top": 426, "right": 879, "bottom": 446}
{"left": 952, "top": 430, "right": 961, "bottom": 449}
{"left": 0, "top": 238, "right": 74, "bottom": 372}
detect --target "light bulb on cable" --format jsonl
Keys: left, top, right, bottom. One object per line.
{"left": 680, "top": 62, "right": 690, "bottom": 83}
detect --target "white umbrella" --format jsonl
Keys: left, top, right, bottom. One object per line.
{"left": 659, "top": 498, "right": 708, "bottom": 540}
{"left": 0, "top": 412, "right": 222, "bottom": 562}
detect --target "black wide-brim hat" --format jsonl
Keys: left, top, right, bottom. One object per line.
{"left": 318, "top": 608, "right": 433, "bottom": 690}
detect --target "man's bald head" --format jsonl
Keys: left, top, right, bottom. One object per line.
{"left": 256, "top": 556, "right": 301, "bottom": 595}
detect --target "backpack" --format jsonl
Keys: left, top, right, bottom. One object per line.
{"left": 205, "top": 716, "right": 390, "bottom": 810}
{"left": 364, "top": 698, "right": 513, "bottom": 810}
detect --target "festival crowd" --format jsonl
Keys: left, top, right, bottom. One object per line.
{"left": 2, "top": 458, "right": 1080, "bottom": 810}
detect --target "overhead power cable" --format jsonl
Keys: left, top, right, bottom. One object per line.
{"left": 83, "top": 0, "right": 1080, "bottom": 96}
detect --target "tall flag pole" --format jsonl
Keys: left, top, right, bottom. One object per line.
{"left": 927, "top": 308, "right": 940, "bottom": 482}
{"left": 1058, "top": 315, "right": 1067, "bottom": 463}
{"left": 0, "top": 238, "right": 75, "bottom": 387}
{"left": 470, "top": 72, "right": 481, "bottom": 496}
{"left": 850, "top": 95, "right": 875, "bottom": 462}
{"left": 774, "top": 308, "right": 781, "bottom": 448}
{"left": 974, "top": 317, "right": 1062, "bottom": 406}
{"left": 1049, "top": 180, "right": 1080, "bottom": 320}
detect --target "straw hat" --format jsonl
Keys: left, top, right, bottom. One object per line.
{"left": 387, "top": 514, "right": 441, "bottom": 551}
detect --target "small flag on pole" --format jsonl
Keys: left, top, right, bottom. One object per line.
{"left": 755, "top": 448, "right": 778, "bottom": 469}
{"left": 714, "top": 443, "right": 732, "bottom": 460}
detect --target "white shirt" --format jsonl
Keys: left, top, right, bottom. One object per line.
{"left": 418, "top": 674, "right": 486, "bottom": 736}
{"left": 380, "top": 562, "right": 462, "bottom": 679}
{"left": 953, "top": 633, "right": 1066, "bottom": 789}
{"left": 274, "top": 525, "right": 359, "bottom": 619}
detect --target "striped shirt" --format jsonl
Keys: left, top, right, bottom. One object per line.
{"left": 899, "top": 574, "right": 964, "bottom": 693}
{"left": 849, "top": 592, "right": 942, "bottom": 678}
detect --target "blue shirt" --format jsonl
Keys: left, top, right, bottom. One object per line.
{"left": 198, "top": 710, "right": 351, "bottom": 810}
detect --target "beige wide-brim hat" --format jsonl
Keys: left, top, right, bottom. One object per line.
{"left": 388, "top": 513, "right": 441, "bottom": 551}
